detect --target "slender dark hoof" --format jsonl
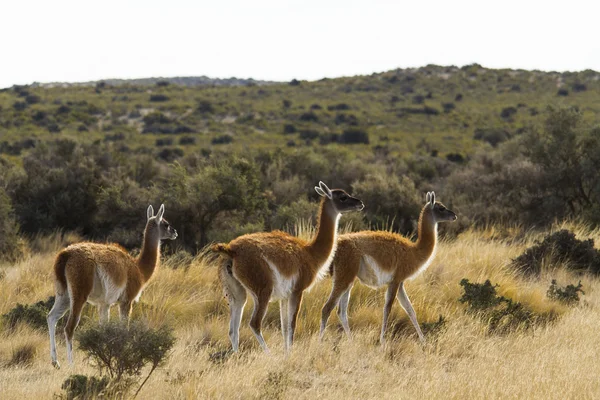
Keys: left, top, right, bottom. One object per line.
{"left": 52, "top": 360, "right": 61, "bottom": 369}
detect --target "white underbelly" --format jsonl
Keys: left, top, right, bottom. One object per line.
{"left": 357, "top": 255, "right": 394, "bottom": 288}
{"left": 87, "top": 267, "right": 126, "bottom": 305}
{"left": 264, "top": 257, "right": 296, "bottom": 301}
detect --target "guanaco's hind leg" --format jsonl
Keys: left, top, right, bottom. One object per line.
{"left": 47, "top": 293, "right": 70, "bottom": 368}
{"left": 64, "top": 259, "right": 94, "bottom": 365}
{"left": 280, "top": 299, "right": 289, "bottom": 350}
{"left": 118, "top": 301, "right": 132, "bottom": 325}
{"left": 320, "top": 248, "right": 359, "bottom": 340}
{"left": 320, "top": 280, "right": 353, "bottom": 340}
{"left": 64, "top": 292, "right": 88, "bottom": 365}
{"left": 380, "top": 282, "right": 400, "bottom": 345}
{"left": 337, "top": 285, "right": 353, "bottom": 338}
{"left": 287, "top": 290, "right": 303, "bottom": 350}
{"left": 397, "top": 282, "right": 425, "bottom": 343}
{"left": 98, "top": 304, "right": 110, "bottom": 323}
{"left": 249, "top": 289, "right": 271, "bottom": 353}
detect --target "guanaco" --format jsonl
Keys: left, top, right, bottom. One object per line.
{"left": 320, "top": 192, "right": 456, "bottom": 344}
{"left": 212, "top": 182, "right": 363, "bottom": 353}
{"left": 47, "top": 204, "right": 177, "bottom": 368}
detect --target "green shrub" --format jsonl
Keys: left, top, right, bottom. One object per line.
{"left": 459, "top": 279, "right": 538, "bottom": 333}
{"left": 339, "top": 128, "right": 369, "bottom": 144}
{"left": 547, "top": 279, "right": 584, "bottom": 305}
{"left": 511, "top": 230, "right": 600, "bottom": 275}
{"left": 2, "top": 296, "right": 54, "bottom": 330}
{"left": 60, "top": 374, "right": 110, "bottom": 400}
{"left": 149, "top": 94, "right": 169, "bottom": 102}
{"left": 0, "top": 188, "right": 27, "bottom": 262}
{"left": 77, "top": 321, "right": 175, "bottom": 397}
{"left": 459, "top": 279, "right": 502, "bottom": 311}
{"left": 352, "top": 172, "right": 421, "bottom": 234}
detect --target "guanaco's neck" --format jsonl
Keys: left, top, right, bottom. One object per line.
{"left": 415, "top": 206, "right": 437, "bottom": 259}
{"left": 137, "top": 224, "right": 161, "bottom": 283}
{"left": 308, "top": 198, "right": 340, "bottom": 264}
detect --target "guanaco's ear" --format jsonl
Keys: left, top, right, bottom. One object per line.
{"left": 315, "top": 186, "right": 327, "bottom": 198}
{"left": 426, "top": 192, "right": 431, "bottom": 204}
{"left": 147, "top": 205, "right": 154, "bottom": 221}
{"left": 156, "top": 204, "right": 165, "bottom": 222}
{"left": 318, "top": 181, "right": 333, "bottom": 199}
{"left": 430, "top": 192, "right": 436, "bottom": 209}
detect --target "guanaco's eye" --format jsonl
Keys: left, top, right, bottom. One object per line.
{"left": 439, "top": 206, "right": 446, "bottom": 211}
{"left": 340, "top": 194, "right": 348, "bottom": 202}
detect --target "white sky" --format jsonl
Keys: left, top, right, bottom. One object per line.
{"left": 1, "top": 0, "right": 599, "bottom": 88}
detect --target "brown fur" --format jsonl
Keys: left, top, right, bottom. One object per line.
{"left": 321, "top": 194, "right": 456, "bottom": 342}
{"left": 214, "top": 183, "right": 363, "bottom": 352}
{"left": 48, "top": 205, "right": 177, "bottom": 367}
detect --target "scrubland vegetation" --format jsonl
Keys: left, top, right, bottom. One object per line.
{"left": 1, "top": 65, "right": 600, "bottom": 398}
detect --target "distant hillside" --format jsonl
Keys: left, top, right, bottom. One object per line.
{"left": 1, "top": 64, "right": 599, "bottom": 159}
{"left": 30, "top": 76, "right": 278, "bottom": 88}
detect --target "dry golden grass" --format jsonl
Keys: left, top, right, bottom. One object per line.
{"left": 1, "top": 224, "right": 599, "bottom": 399}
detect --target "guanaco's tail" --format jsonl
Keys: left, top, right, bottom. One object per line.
{"left": 53, "top": 251, "right": 70, "bottom": 295}
{"left": 211, "top": 243, "right": 235, "bottom": 258}
{"left": 212, "top": 243, "right": 245, "bottom": 304}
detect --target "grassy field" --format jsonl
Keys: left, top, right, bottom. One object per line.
{"left": 1, "top": 222, "right": 599, "bottom": 399}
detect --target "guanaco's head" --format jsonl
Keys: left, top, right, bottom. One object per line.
{"left": 146, "top": 204, "right": 178, "bottom": 240}
{"left": 315, "top": 181, "right": 364, "bottom": 214}
{"left": 426, "top": 192, "right": 457, "bottom": 223}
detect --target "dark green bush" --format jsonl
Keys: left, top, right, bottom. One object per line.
{"left": 511, "top": 230, "right": 600, "bottom": 275}
{"left": 339, "top": 129, "right": 369, "bottom": 144}
{"left": 60, "top": 374, "right": 110, "bottom": 400}
{"left": 149, "top": 94, "right": 169, "bottom": 102}
{"left": 2, "top": 296, "right": 54, "bottom": 330}
{"left": 352, "top": 173, "right": 420, "bottom": 234}
{"left": 77, "top": 322, "right": 175, "bottom": 397}
{"left": 459, "top": 279, "right": 502, "bottom": 311}
{"left": 459, "top": 279, "right": 538, "bottom": 333}
{"left": 0, "top": 189, "right": 27, "bottom": 262}
{"left": 500, "top": 106, "right": 517, "bottom": 120}
{"left": 473, "top": 128, "right": 510, "bottom": 147}
{"left": 282, "top": 124, "right": 296, "bottom": 134}
{"left": 78, "top": 322, "right": 175, "bottom": 380}
{"left": 299, "top": 112, "right": 318, "bottom": 122}
{"left": 547, "top": 279, "right": 584, "bottom": 305}
{"left": 179, "top": 136, "right": 196, "bottom": 145}
{"left": 211, "top": 135, "right": 233, "bottom": 144}
{"left": 197, "top": 100, "right": 214, "bottom": 114}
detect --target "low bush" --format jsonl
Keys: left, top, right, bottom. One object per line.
{"left": 459, "top": 279, "right": 538, "bottom": 333}
{"left": 2, "top": 296, "right": 54, "bottom": 330}
{"left": 500, "top": 106, "right": 517, "bottom": 120}
{"left": 511, "top": 230, "right": 600, "bottom": 275}
{"left": 547, "top": 279, "right": 584, "bottom": 305}
{"left": 149, "top": 94, "right": 169, "bottom": 102}
{"left": 77, "top": 322, "right": 175, "bottom": 397}
{"left": 473, "top": 128, "right": 511, "bottom": 147}
{"left": 299, "top": 112, "right": 318, "bottom": 122}
{"left": 339, "top": 129, "right": 369, "bottom": 144}
{"left": 60, "top": 374, "right": 111, "bottom": 400}
{"left": 211, "top": 135, "right": 233, "bottom": 145}
{"left": 179, "top": 136, "right": 196, "bottom": 145}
